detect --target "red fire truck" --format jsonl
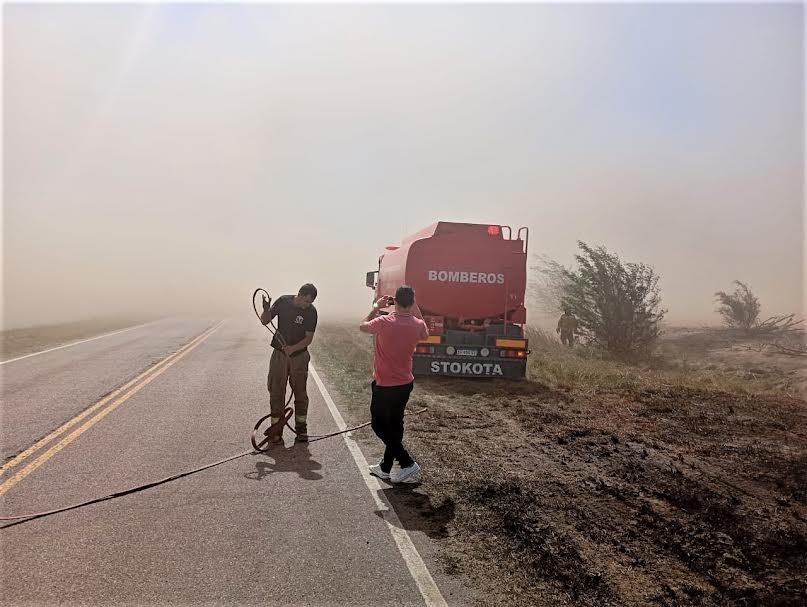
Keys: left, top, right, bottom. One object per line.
{"left": 366, "top": 221, "right": 529, "bottom": 378}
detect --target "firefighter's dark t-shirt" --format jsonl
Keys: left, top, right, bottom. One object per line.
{"left": 269, "top": 295, "right": 318, "bottom": 354}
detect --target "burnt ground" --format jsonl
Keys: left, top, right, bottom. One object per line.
{"left": 311, "top": 323, "right": 806, "bottom": 607}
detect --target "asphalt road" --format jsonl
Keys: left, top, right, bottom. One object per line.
{"left": 0, "top": 318, "right": 468, "bottom": 606}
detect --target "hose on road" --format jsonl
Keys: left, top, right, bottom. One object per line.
{"left": 1, "top": 404, "right": 426, "bottom": 525}
{"left": 0, "top": 290, "right": 426, "bottom": 524}
{"left": 0, "top": 450, "right": 255, "bottom": 524}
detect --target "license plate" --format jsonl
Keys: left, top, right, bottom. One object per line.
{"left": 455, "top": 348, "right": 478, "bottom": 356}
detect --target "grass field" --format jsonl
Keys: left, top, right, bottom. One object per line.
{"left": 1, "top": 318, "right": 149, "bottom": 361}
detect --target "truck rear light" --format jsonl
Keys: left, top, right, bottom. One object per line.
{"left": 421, "top": 335, "right": 442, "bottom": 344}
{"left": 415, "top": 345, "right": 434, "bottom": 354}
{"left": 500, "top": 349, "right": 527, "bottom": 358}
{"left": 487, "top": 225, "right": 500, "bottom": 236}
{"left": 495, "top": 338, "right": 527, "bottom": 348}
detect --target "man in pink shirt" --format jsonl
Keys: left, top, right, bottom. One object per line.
{"left": 360, "top": 285, "right": 429, "bottom": 483}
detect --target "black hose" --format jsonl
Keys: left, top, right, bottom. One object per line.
{"left": 0, "top": 291, "right": 428, "bottom": 524}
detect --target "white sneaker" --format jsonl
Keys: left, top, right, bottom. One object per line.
{"left": 391, "top": 462, "right": 421, "bottom": 483}
{"left": 368, "top": 463, "right": 391, "bottom": 480}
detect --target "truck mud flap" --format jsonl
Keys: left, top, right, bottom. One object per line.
{"left": 413, "top": 357, "right": 526, "bottom": 379}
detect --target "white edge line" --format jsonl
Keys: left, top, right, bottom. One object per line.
{"left": 0, "top": 320, "right": 225, "bottom": 476}
{"left": 309, "top": 361, "right": 449, "bottom": 607}
{"left": 0, "top": 321, "right": 157, "bottom": 365}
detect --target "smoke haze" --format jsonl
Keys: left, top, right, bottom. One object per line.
{"left": 3, "top": 3, "right": 803, "bottom": 329}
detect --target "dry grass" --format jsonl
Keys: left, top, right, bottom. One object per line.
{"left": 525, "top": 326, "right": 802, "bottom": 398}
{"left": 0, "top": 317, "right": 148, "bottom": 361}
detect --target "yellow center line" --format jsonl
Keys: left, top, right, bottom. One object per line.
{"left": 0, "top": 321, "right": 224, "bottom": 495}
{"left": 0, "top": 323, "right": 220, "bottom": 477}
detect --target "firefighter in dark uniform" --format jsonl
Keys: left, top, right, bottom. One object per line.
{"left": 260, "top": 284, "right": 318, "bottom": 443}
{"left": 556, "top": 308, "right": 578, "bottom": 347}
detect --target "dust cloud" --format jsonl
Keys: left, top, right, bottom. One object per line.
{"left": 3, "top": 4, "right": 803, "bottom": 329}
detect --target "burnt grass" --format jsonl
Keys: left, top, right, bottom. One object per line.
{"left": 311, "top": 324, "right": 807, "bottom": 606}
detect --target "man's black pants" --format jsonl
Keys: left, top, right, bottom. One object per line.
{"left": 370, "top": 381, "right": 415, "bottom": 473}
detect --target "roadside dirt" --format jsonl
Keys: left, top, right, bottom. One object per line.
{"left": 312, "top": 324, "right": 806, "bottom": 606}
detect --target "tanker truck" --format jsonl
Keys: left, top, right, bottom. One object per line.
{"left": 366, "top": 221, "right": 529, "bottom": 378}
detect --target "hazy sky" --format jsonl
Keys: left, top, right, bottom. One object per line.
{"left": 3, "top": 3, "right": 804, "bottom": 328}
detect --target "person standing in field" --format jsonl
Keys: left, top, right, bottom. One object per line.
{"left": 359, "top": 285, "right": 429, "bottom": 483}
{"left": 556, "top": 308, "right": 578, "bottom": 347}
{"left": 260, "top": 283, "right": 318, "bottom": 443}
